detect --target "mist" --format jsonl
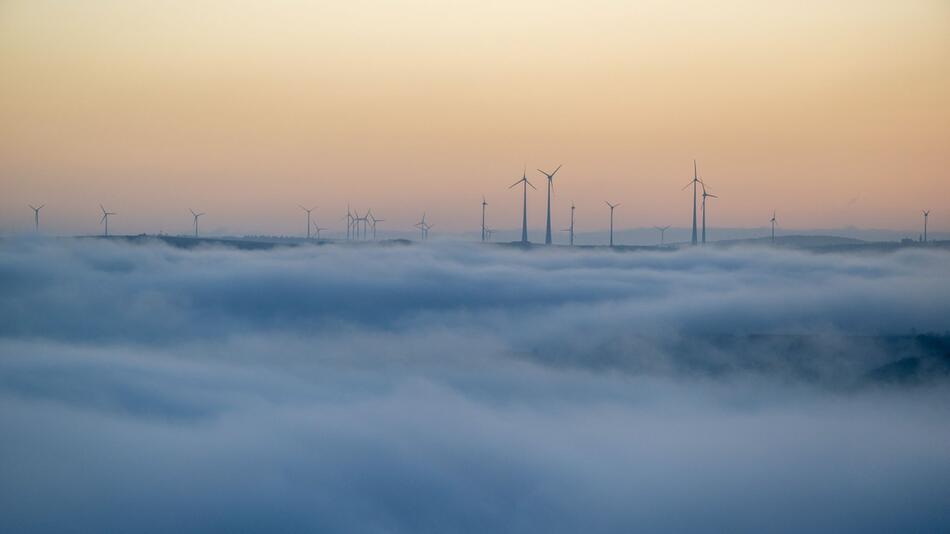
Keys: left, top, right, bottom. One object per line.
{"left": 1, "top": 237, "right": 949, "bottom": 532}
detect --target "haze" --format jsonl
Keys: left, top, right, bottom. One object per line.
{"left": 2, "top": 0, "right": 948, "bottom": 235}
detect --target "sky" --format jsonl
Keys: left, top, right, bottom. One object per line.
{"left": 1, "top": 237, "right": 950, "bottom": 531}
{"left": 1, "top": 0, "right": 948, "bottom": 236}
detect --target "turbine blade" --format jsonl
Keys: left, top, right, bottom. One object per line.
{"left": 526, "top": 179, "right": 536, "bottom": 190}
{"left": 509, "top": 178, "right": 524, "bottom": 189}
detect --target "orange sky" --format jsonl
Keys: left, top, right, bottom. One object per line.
{"left": 1, "top": 0, "right": 948, "bottom": 235}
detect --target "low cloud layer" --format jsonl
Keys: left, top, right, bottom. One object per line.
{"left": 1, "top": 238, "right": 949, "bottom": 532}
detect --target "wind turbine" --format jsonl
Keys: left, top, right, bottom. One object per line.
{"left": 312, "top": 221, "right": 327, "bottom": 240}
{"left": 538, "top": 164, "right": 562, "bottom": 245}
{"left": 682, "top": 160, "right": 702, "bottom": 245}
{"left": 770, "top": 211, "right": 777, "bottom": 243}
{"left": 605, "top": 201, "right": 620, "bottom": 247}
{"left": 654, "top": 225, "right": 671, "bottom": 245}
{"left": 343, "top": 204, "right": 353, "bottom": 241}
{"left": 481, "top": 196, "right": 488, "bottom": 242}
{"left": 100, "top": 205, "right": 116, "bottom": 236}
{"left": 922, "top": 210, "right": 930, "bottom": 243}
{"left": 189, "top": 209, "right": 205, "bottom": 237}
{"left": 354, "top": 210, "right": 371, "bottom": 240}
{"left": 701, "top": 184, "right": 717, "bottom": 245}
{"left": 564, "top": 201, "right": 575, "bottom": 246}
{"left": 509, "top": 166, "right": 536, "bottom": 243}
{"left": 369, "top": 211, "right": 384, "bottom": 240}
{"left": 29, "top": 204, "right": 44, "bottom": 232}
{"left": 300, "top": 205, "right": 316, "bottom": 239}
{"left": 415, "top": 213, "right": 430, "bottom": 240}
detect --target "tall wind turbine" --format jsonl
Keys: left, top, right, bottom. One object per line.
{"left": 369, "top": 211, "right": 384, "bottom": 240}
{"left": 343, "top": 204, "right": 353, "bottom": 241}
{"left": 300, "top": 205, "right": 316, "bottom": 239}
{"left": 565, "top": 201, "right": 576, "bottom": 246}
{"left": 312, "top": 222, "right": 327, "bottom": 240}
{"left": 509, "top": 166, "right": 536, "bottom": 243}
{"left": 355, "top": 210, "right": 371, "bottom": 240}
{"left": 770, "top": 211, "right": 777, "bottom": 243}
{"left": 654, "top": 225, "right": 671, "bottom": 245}
{"left": 29, "top": 204, "right": 44, "bottom": 232}
{"left": 100, "top": 205, "right": 116, "bottom": 236}
{"left": 189, "top": 209, "right": 205, "bottom": 237}
{"left": 481, "top": 196, "right": 488, "bottom": 242}
{"left": 701, "top": 184, "right": 717, "bottom": 245}
{"left": 605, "top": 201, "right": 620, "bottom": 247}
{"left": 415, "top": 213, "right": 429, "bottom": 241}
{"left": 682, "top": 160, "right": 702, "bottom": 245}
{"left": 922, "top": 210, "right": 930, "bottom": 243}
{"left": 538, "top": 164, "right": 562, "bottom": 245}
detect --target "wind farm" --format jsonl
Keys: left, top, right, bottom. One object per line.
{"left": 15, "top": 159, "right": 945, "bottom": 253}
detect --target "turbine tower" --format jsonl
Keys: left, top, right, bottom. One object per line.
{"left": 509, "top": 166, "right": 536, "bottom": 243}
{"left": 415, "top": 213, "right": 430, "bottom": 241}
{"left": 701, "top": 184, "right": 717, "bottom": 245}
{"left": 565, "top": 201, "right": 575, "bottom": 246}
{"left": 189, "top": 209, "right": 205, "bottom": 237}
{"left": 300, "top": 205, "right": 316, "bottom": 239}
{"left": 29, "top": 204, "right": 44, "bottom": 232}
{"left": 100, "top": 205, "right": 116, "bottom": 236}
{"left": 369, "top": 211, "right": 384, "bottom": 240}
{"left": 605, "top": 201, "right": 620, "bottom": 247}
{"left": 355, "top": 210, "right": 371, "bottom": 240}
{"left": 770, "top": 211, "right": 777, "bottom": 243}
{"left": 922, "top": 210, "right": 930, "bottom": 243}
{"left": 343, "top": 204, "right": 353, "bottom": 241}
{"left": 312, "top": 222, "right": 327, "bottom": 240}
{"left": 481, "top": 196, "right": 488, "bottom": 242}
{"left": 682, "top": 160, "right": 702, "bottom": 245}
{"left": 654, "top": 225, "right": 671, "bottom": 245}
{"left": 538, "top": 164, "right": 562, "bottom": 245}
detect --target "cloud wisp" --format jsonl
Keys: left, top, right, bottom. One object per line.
{"left": 1, "top": 238, "right": 949, "bottom": 532}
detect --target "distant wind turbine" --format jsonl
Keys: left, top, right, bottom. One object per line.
{"left": 369, "top": 211, "right": 384, "bottom": 240}
{"left": 312, "top": 221, "right": 327, "bottom": 240}
{"left": 415, "top": 213, "right": 431, "bottom": 240}
{"left": 481, "top": 196, "right": 488, "bottom": 242}
{"left": 509, "top": 166, "right": 536, "bottom": 243}
{"left": 300, "top": 205, "right": 316, "bottom": 239}
{"left": 605, "top": 201, "right": 620, "bottom": 247}
{"left": 354, "top": 210, "right": 371, "bottom": 240}
{"left": 100, "top": 205, "right": 116, "bottom": 236}
{"left": 343, "top": 204, "right": 353, "bottom": 241}
{"left": 682, "top": 160, "right": 702, "bottom": 245}
{"left": 770, "top": 211, "right": 777, "bottom": 243}
{"left": 654, "top": 225, "right": 671, "bottom": 245}
{"left": 189, "top": 209, "right": 205, "bottom": 237}
{"left": 922, "top": 210, "right": 930, "bottom": 243}
{"left": 701, "top": 184, "right": 717, "bottom": 245}
{"left": 538, "top": 164, "right": 562, "bottom": 245}
{"left": 29, "top": 204, "right": 44, "bottom": 232}
{"left": 563, "top": 201, "right": 575, "bottom": 246}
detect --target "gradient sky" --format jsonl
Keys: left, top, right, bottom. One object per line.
{"left": 1, "top": 0, "right": 948, "bottom": 235}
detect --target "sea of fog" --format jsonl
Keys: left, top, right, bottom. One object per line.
{"left": 1, "top": 237, "right": 949, "bottom": 532}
